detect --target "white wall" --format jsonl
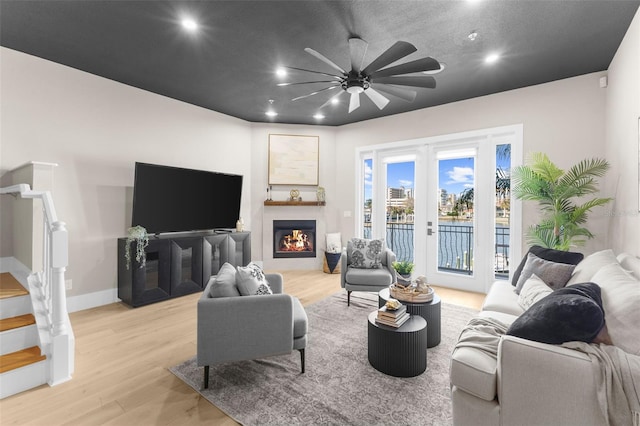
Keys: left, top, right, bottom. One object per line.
{"left": 605, "top": 8, "right": 640, "bottom": 256}
{"left": 335, "top": 72, "right": 609, "bottom": 256}
{"left": 0, "top": 47, "right": 253, "bottom": 304}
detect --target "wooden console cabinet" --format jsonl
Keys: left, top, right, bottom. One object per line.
{"left": 117, "top": 231, "right": 250, "bottom": 307}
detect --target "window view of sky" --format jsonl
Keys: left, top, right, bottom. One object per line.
{"left": 363, "top": 155, "right": 510, "bottom": 201}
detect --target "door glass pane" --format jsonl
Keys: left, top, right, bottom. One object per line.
{"left": 437, "top": 156, "right": 475, "bottom": 274}
{"left": 363, "top": 158, "right": 372, "bottom": 239}
{"left": 495, "top": 144, "right": 511, "bottom": 279}
{"left": 385, "top": 161, "right": 415, "bottom": 262}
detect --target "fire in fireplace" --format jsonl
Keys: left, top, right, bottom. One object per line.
{"left": 273, "top": 220, "right": 316, "bottom": 258}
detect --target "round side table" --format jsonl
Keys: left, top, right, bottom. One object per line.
{"left": 367, "top": 311, "right": 428, "bottom": 377}
{"left": 378, "top": 287, "right": 441, "bottom": 348}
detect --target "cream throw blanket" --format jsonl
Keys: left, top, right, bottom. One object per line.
{"left": 455, "top": 317, "right": 640, "bottom": 426}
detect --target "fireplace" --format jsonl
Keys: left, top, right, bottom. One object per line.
{"left": 273, "top": 220, "right": 316, "bottom": 258}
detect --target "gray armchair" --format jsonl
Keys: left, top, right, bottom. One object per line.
{"left": 340, "top": 239, "right": 397, "bottom": 306}
{"left": 197, "top": 273, "right": 308, "bottom": 388}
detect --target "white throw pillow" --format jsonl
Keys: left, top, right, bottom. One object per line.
{"left": 326, "top": 232, "right": 342, "bottom": 254}
{"left": 236, "top": 262, "right": 273, "bottom": 296}
{"left": 514, "top": 252, "right": 576, "bottom": 294}
{"left": 591, "top": 263, "right": 640, "bottom": 355}
{"left": 517, "top": 274, "right": 554, "bottom": 310}
{"left": 567, "top": 249, "right": 618, "bottom": 285}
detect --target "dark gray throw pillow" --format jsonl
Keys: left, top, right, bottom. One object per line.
{"left": 506, "top": 282, "right": 605, "bottom": 345}
{"left": 511, "top": 245, "right": 584, "bottom": 287}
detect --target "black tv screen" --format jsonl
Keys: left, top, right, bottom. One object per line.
{"left": 131, "top": 162, "right": 243, "bottom": 234}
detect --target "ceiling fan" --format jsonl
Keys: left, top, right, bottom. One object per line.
{"left": 278, "top": 37, "right": 441, "bottom": 113}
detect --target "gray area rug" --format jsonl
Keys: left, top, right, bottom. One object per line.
{"left": 170, "top": 291, "right": 477, "bottom": 425}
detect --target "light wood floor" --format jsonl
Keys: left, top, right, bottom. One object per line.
{"left": 0, "top": 270, "right": 485, "bottom": 425}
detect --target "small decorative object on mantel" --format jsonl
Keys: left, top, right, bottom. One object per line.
{"left": 389, "top": 274, "right": 435, "bottom": 303}
{"left": 392, "top": 260, "right": 414, "bottom": 287}
{"left": 316, "top": 186, "right": 326, "bottom": 202}
{"left": 236, "top": 217, "right": 244, "bottom": 232}
{"left": 289, "top": 188, "right": 302, "bottom": 202}
{"left": 125, "top": 225, "right": 149, "bottom": 270}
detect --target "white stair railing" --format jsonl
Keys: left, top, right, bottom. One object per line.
{"left": 0, "top": 184, "right": 74, "bottom": 385}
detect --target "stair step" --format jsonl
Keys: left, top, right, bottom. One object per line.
{"left": 0, "top": 273, "right": 28, "bottom": 299}
{"left": 0, "top": 314, "right": 36, "bottom": 332}
{"left": 0, "top": 346, "right": 46, "bottom": 374}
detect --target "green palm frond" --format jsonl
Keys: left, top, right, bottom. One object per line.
{"left": 514, "top": 152, "right": 612, "bottom": 250}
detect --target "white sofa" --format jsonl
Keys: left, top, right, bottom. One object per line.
{"left": 450, "top": 250, "right": 640, "bottom": 426}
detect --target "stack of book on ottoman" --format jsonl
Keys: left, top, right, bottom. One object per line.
{"left": 376, "top": 299, "right": 409, "bottom": 328}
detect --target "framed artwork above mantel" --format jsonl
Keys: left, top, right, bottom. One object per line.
{"left": 268, "top": 134, "right": 319, "bottom": 186}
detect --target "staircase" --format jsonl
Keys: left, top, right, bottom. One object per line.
{"left": 0, "top": 273, "right": 47, "bottom": 398}
{"left": 0, "top": 183, "right": 74, "bottom": 399}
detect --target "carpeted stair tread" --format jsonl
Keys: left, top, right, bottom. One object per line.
{"left": 0, "top": 273, "right": 28, "bottom": 299}
{"left": 0, "top": 314, "right": 36, "bottom": 332}
{"left": 0, "top": 346, "right": 46, "bottom": 374}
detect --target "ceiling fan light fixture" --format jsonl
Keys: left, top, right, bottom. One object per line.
{"left": 346, "top": 85, "right": 364, "bottom": 94}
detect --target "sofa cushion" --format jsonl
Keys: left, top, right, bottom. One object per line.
{"left": 348, "top": 238, "right": 385, "bottom": 269}
{"left": 236, "top": 262, "right": 273, "bottom": 296}
{"left": 450, "top": 344, "right": 498, "bottom": 401}
{"left": 209, "top": 262, "right": 241, "bottom": 298}
{"left": 514, "top": 252, "right": 576, "bottom": 294}
{"left": 345, "top": 267, "right": 394, "bottom": 286}
{"left": 517, "top": 274, "right": 553, "bottom": 310}
{"left": 617, "top": 253, "right": 640, "bottom": 279}
{"left": 481, "top": 280, "right": 524, "bottom": 316}
{"left": 567, "top": 249, "right": 618, "bottom": 285}
{"left": 512, "top": 245, "right": 583, "bottom": 287}
{"left": 506, "top": 283, "right": 605, "bottom": 344}
{"left": 591, "top": 263, "right": 640, "bottom": 355}
{"left": 478, "top": 310, "right": 519, "bottom": 326}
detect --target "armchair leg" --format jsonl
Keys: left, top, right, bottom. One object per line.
{"left": 347, "top": 291, "right": 351, "bottom": 306}
{"left": 299, "top": 349, "right": 305, "bottom": 373}
{"left": 204, "top": 365, "right": 209, "bottom": 389}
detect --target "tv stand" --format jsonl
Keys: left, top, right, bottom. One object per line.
{"left": 118, "top": 231, "right": 250, "bottom": 307}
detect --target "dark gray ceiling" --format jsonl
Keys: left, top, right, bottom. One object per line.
{"left": 1, "top": 1, "right": 638, "bottom": 126}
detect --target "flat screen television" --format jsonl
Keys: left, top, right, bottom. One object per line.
{"left": 131, "top": 162, "right": 243, "bottom": 234}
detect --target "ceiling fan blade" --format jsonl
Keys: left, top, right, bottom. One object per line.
{"left": 348, "top": 92, "right": 360, "bottom": 113}
{"left": 364, "top": 88, "right": 390, "bottom": 110}
{"left": 277, "top": 81, "right": 341, "bottom": 87}
{"left": 362, "top": 41, "right": 417, "bottom": 75}
{"left": 374, "top": 84, "right": 417, "bottom": 102}
{"left": 305, "top": 47, "right": 346, "bottom": 74}
{"left": 291, "top": 85, "right": 339, "bottom": 101}
{"left": 373, "top": 76, "right": 436, "bottom": 89}
{"left": 319, "top": 92, "right": 343, "bottom": 109}
{"left": 349, "top": 37, "right": 368, "bottom": 73}
{"left": 370, "top": 57, "right": 441, "bottom": 78}
{"left": 284, "top": 66, "right": 343, "bottom": 79}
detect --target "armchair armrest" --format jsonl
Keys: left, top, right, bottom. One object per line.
{"left": 197, "top": 293, "right": 294, "bottom": 366}
{"left": 341, "top": 247, "right": 348, "bottom": 289}
{"left": 265, "top": 273, "right": 283, "bottom": 294}
{"left": 497, "top": 335, "right": 606, "bottom": 426}
{"left": 383, "top": 248, "right": 397, "bottom": 282}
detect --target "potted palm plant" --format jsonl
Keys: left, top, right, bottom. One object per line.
{"left": 392, "top": 260, "right": 414, "bottom": 286}
{"left": 512, "top": 152, "right": 612, "bottom": 250}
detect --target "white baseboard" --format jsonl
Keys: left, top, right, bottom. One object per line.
{"left": 66, "top": 288, "right": 119, "bottom": 313}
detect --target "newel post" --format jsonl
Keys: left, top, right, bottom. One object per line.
{"left": 50, "top": 221, "right": 69, "bottom": 336}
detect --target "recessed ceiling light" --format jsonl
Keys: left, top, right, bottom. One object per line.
{"left": 485, "top": 53, "right": 500, "bottom": 64}
{"left": 423, "top": 62, "right": 446, "bottom": 75}
{"left": 181, "top": 18, "right": 198, "bottom": 32}
{"left": 265, "top": 111, "right": 278, "bottom": 117}
{"left": 331, "top": 97, "right": 340, "bottom": 105}
{"left": 313, "top": 113, "right": 325, "bottom": 120}
{"left": 276, "top": 68, "right": 287, "bottom": 78}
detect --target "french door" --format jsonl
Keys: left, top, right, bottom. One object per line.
{"left": 358, "top": 125, "right": 521, "bottom": 294}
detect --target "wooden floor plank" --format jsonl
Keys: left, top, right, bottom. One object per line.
{"left": 0, "top": 273, "right": 28, "bottom": 299}
{"left": 0, "top": 270, "right": 485, "bottom": 424}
